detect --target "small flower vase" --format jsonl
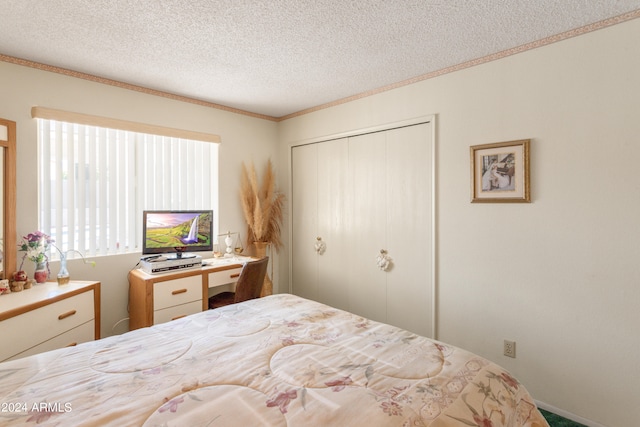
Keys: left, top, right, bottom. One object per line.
{"left": 34, "top": 262, "right": 48, "bottom": 284}
{"left": 57, "top": 254, "right": 70, "bottom": 286}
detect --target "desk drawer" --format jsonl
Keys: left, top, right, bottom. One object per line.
{"left": 0, "top": 290, "right": 95, "bottom": 361}
{"left": 208, "top": 267, "right": 242, "bottom": 288}
{"left": 153, "top": 276, "right": 202, "bottom": 311}
{"left": 154, "top": 300, "right": 202, "bottom": 324}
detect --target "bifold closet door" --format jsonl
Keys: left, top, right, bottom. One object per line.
{"left": 316, "top": 140, "right": 349, "bottom": 310}
{"left": 291, "top": 139, "right": 349, "bottom": 311}
{"left": 291, "top": 144, "right": 318, "bottom": 302}
{"left": 346, "top": 123, "right": 432, "bottom": 337}
{"left": 292, "top": 122, "right": 433, "bottom": 337}
{"left": 384, "top": 124, "right": 432, "bottom": 337}
{"left": 346, "top": 132, "right": 388, "bottom": 324}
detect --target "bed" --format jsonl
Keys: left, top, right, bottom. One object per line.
{"left": 0, "top": 294, "right": 548, "bottom": 426}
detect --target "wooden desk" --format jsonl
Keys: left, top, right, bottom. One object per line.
{"left": 128, "top": 257, "right": 251, "bottom": 330}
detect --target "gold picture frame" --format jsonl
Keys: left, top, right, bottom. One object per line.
{"left": 471, "top": 139, "right": 530, "bottom": 203}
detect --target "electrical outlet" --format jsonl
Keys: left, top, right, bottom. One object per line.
{"left": 504, "top": 340, "right": 516, "bottom": 358}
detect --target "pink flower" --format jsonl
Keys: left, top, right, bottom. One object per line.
{"left": 281, "top": 337, "right": 295, "bottom": 346}
{"left": 325, "top": 376, "right": 353, "bottom": 392}
{"left": 159, "top": 396, "right": 184, "bottom": 413}
{"left": 381, "top": 401, "right": 402, "bottom": 416}
{"left": 434, "top": 343, "right": 448, "bottom": 352}
{"left": 266, "top": 389, "right": 298, "bottom": 414}
{"left": 473, "top": 413, "right": 494, "bottom": 427}
{"left": 143, "top": 366, "right": 163, "bottom": 375}
{"left": 128, "top": 344, "right": 144, "bottom": 354}
{"left": 19, "top": 230, "right": 54, "bottom": 265}
{"left": 500, "top": 372, "right": 520, "bottom": 390}
{"left": 25, "top": 231, "right": 52, "bottom": 243}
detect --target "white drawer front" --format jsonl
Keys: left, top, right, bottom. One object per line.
{"left": 0, "top": 290, "right": 94, "bottom": 361}
{"left": 208, "top": 267, "right": 242, "bottom": 288}
{"left": 154, "top": 276, "right": 202, "bottom": 311}
{"left": 6, "top": 320, "right": 95, "bottom": 362}
{"left": 154, "top": 300, "right": 202, "bottom": 325}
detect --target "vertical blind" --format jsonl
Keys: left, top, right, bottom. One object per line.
{"left": 37, "top": 119, "right": 218, "bottom": 258}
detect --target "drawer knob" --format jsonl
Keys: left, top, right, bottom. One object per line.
{"left": 66, "top": 342, "right": 78, "bottom": 347}
{"left": 230, "top": 273, "right": 240, "bottom": 279}
{"left": 58, "top": 309, "right": 77, "bottom": 320}
{"left": 171, "top": 315, "right": 186, "bottom": 321}
{"left": 171, "top": 288, "right": 188, "bottom": 295}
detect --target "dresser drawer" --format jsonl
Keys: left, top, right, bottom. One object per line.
{"left": 208, "top": 267, "right": 242, "bottom": 288}
{"left": 153, "top": 275, "right": 202, "bottom": 311}
{"left": 0, "top": 290, "right": 95, "bottom": 361}
{"left": 154, "top": 300, "right": 202, "bottom": 324}
{"left": 7, "top": 320, "right": 95, "bottom": 362}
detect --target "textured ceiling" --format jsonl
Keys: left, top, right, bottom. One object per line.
{"left": 1, "top": 1, "right": 639, "bottom": 120}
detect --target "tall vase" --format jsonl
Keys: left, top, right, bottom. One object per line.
{"left": 34, "top": 262, "right": 48, "bottom": 284}
{"left": 57, "top": 253, "right": 70, "bottom": 285}
{"left": 253, "top": 241, "right": 273, "bottom": 297}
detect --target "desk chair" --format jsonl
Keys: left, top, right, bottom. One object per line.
{"left": 208, "top": 257, "right": 269, "bottom": 309}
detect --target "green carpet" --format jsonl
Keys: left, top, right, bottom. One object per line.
{"left": 540, "top": 409, "right": 587, "bottom": 427}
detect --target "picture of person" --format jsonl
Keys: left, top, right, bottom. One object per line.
{"left": 481, "top": 152, "right": 515, "bottom": 192}
{"left": 471, "top": 139, "right": 529, "bottom": 203}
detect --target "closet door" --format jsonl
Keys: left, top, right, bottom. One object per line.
{"left": 385, "top": 124, "right": 432, "bottom": 336}
{"left": 346, "top": 123, "right": 432, "bottom": 336}
{"left": 291, "top": 121, "right": 433, "bottom": 338}
{"left": 291, "top": 144, "right": 318, "bottom": 301}
{"left": 291, "top": 140, "right": 349, "bottom": 310}
{"left": 316, "top": 140, "right": 349, "bottom": 310}
{"left": 347, "top": 132, "right": 388, "bottom": 323}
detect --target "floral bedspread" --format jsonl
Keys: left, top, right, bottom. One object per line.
{"left": 0, "top": 294, "right": 548, "bottom": 426}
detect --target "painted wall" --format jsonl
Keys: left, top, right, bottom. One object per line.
{"left": 0, "top": 61, "right": 279, "bottom": 338}
{"left": 277, "top": 19, "right": 640, "bottom": 427}
{"left": 2, "top": 16, "right": 639, "bottom": 427}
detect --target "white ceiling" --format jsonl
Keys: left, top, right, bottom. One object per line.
{"left": 1, "top": 1, "right": 639, "bottom": 119}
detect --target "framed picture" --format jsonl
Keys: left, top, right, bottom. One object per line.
{"left": 470, "top": 139, "right": 530, "bottom": 203}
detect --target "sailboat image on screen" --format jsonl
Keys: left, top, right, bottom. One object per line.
{"left": 142, "top": 210, "right": 214, "bottom": 259}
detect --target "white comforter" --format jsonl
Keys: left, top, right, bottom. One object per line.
{"left": 0, "top": 294, "right": 548, "bottom": 426}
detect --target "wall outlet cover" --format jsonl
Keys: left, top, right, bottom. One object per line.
{"left": 504, "top": 340, "right": 516, "bottom": 358}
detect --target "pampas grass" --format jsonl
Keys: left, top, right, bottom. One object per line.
{"left": 240, "top": 160, "right": 285, "bottom": 252}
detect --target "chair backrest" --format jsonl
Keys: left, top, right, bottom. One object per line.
{"left": 233, "top": 257, "right": 269, "bottom": 303}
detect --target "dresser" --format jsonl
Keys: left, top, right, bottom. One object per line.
{"left": 0, "top": 280, "right": 101, "bottom": 362}
{"left": 128, "top": 258, "right": 249, "bottom": 330}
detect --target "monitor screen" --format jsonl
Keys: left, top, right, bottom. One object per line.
{"left": 142, "top": 210, "right": 213, "bottom": 258}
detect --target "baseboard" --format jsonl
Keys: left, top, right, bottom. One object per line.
{"left": 536, "top": 400, "right": 607, "bottom": 427}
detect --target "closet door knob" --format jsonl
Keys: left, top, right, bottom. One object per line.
{"left": 315, "top": 237, "right": 326, "bottom": 255}
{"left": 376, "top": 249, "right": 392, "bottom": 271}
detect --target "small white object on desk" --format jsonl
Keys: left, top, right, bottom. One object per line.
{"left": 202, "top": 256, "right": 252, "bottom": 267}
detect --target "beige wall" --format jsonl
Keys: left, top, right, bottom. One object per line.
{"left": 0, "top": 61, "right": 279, "bottom": 338}
{"left": 2, "top": 16, "right": 639, "bottom": 427}
{"left": 277, "top": 18, "right": 640, "bottom": 427}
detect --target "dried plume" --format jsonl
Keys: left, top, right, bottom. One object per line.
{"left": 240, "top": 160, "right": 285, "bottom": 252}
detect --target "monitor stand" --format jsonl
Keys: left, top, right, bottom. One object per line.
{"left": 167, "top": 252, "right": 196, "bottom": 260}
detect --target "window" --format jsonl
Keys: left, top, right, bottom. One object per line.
{"left": 36, "top": 117, "right": 219, "bottom": 258}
